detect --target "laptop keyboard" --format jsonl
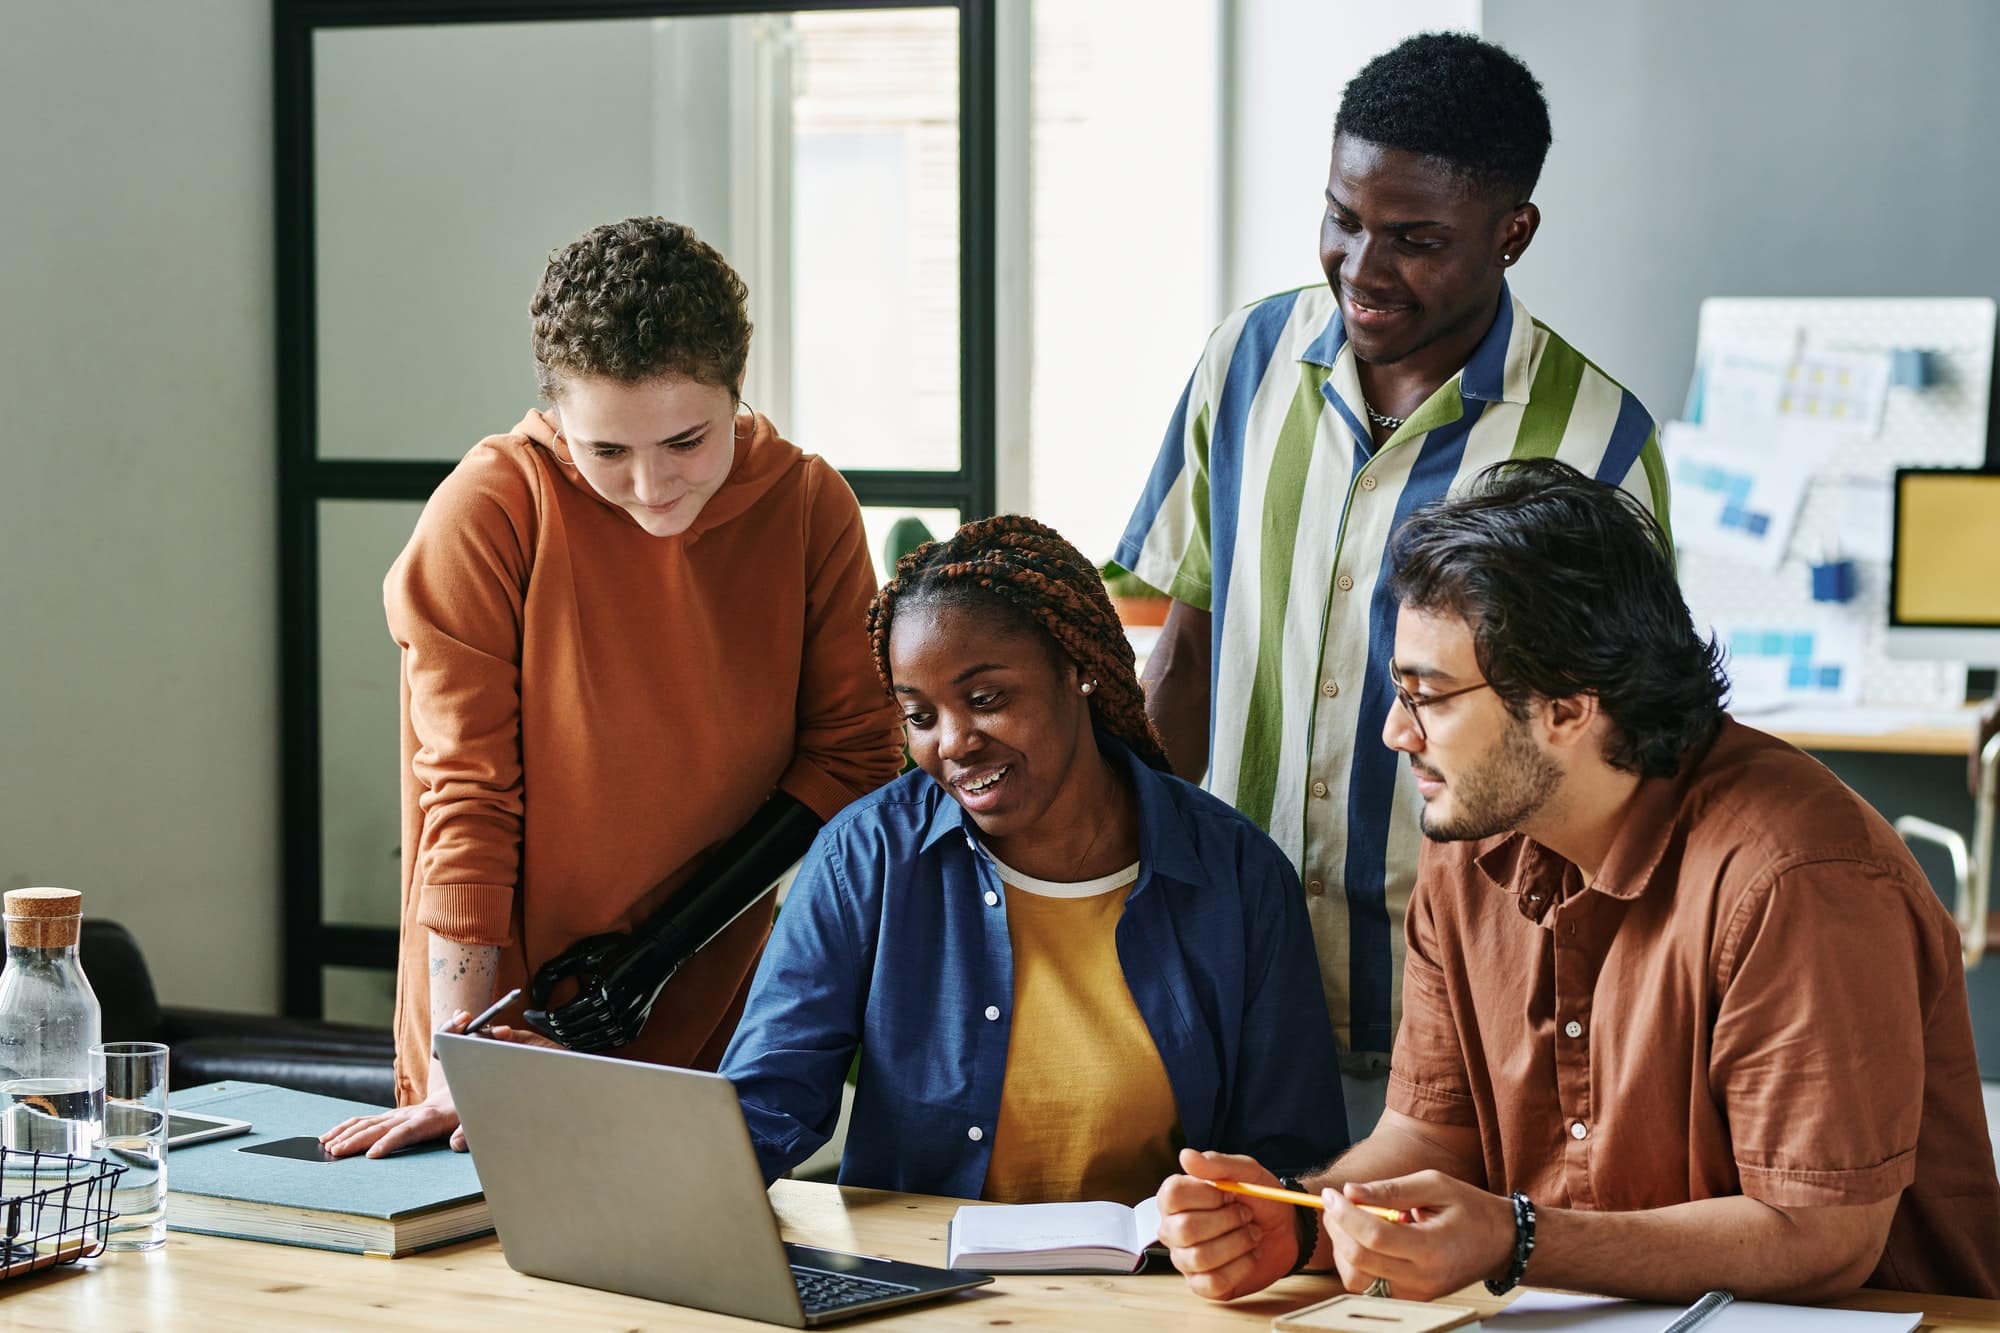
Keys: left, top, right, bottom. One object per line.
{"left": 790, "top": 1264, "right": 920, "bottom": 1315}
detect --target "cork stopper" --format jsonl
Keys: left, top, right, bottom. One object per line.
{"left": 5, "top": 888, "right": 83, "bottom": 949}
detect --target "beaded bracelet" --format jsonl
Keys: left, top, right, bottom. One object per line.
{"left": 1277, "top": 1176, "right": 1320, "bottom": 1275}
{"left": 1484, "top": 1191, "right": 1537, "bottom": 1295}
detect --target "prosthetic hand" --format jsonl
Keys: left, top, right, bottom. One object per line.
{"left": 524, "top": 792, "right": 823, "bottom": 1052}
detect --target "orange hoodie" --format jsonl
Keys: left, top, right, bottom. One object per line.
{"left": 386, "top": 409, "right": 903, "bottom": 1104}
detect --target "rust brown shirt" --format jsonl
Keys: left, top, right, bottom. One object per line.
{"left": 1388, "top": 718, "right": 2000, "bottom": 1298}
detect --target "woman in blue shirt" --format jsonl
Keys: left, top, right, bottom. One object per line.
{"left": 720, "top": 516, "right": 1345, "bottom": 1204}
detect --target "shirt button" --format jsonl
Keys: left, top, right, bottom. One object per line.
{"left": 983, "top": 890, "right": 999, "bottom": 907}
{"left": 1311, "top": 780, "right": 1329, "bottom": 798}
{"left": 1570, "top": 1121, "right": 1588, "bottom": 1141}
{"left": 984, "top": 1005, "right": 1000, "bottom": 1021}
{"left": 1360, "top": 475, "right": 1379, "bottom": 491}
{"left": 967, "top": 1126, "right": 984, "bottom": 1142}
{"left": 1307, "top": 879, "right": 1325, "bottom": 897}
{"left": 1564, "top": 1020, "right": 1583, "bottom": 1039}
{"left": 1336, "top": 573, "right": 1355, "bottom": 592}
{"left": 1321, "top": 679, "right": 1340, "bottom": 698}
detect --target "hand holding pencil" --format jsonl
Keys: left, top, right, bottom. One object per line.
{"left": 1156, "top": 1149, "right": 1333, "bottom": 1303}
{"left": 1211, "top": 1177, "right": 1420, "bottom": 1300}
{"left": 1158, "top": 1143, "right": 1540, "bottom": 1306}
{"left": 1209, "top": 1177, "right": 1415, "bottom": 1224}
{"left": 1320, "top": 1169, "right": 1532, "bottom": 1305}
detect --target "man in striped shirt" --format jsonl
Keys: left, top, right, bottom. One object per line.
{"left": 1115, "top": 33, "right": 1668, "bottom": 1136}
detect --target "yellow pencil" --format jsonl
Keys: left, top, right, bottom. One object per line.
{"left": 1210, "top": 1178, "right": 1410, "bottom": 1223}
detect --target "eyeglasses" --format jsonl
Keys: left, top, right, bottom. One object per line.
{"left": 1387, "top": 662, "right": 1492, "bottom": 742}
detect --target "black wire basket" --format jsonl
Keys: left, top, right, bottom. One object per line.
{"left": 0, "top": 1147, "right": 126, "bottom": 1278}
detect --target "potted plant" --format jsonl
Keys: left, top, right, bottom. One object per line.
{"left": 1100, "top": 562, "right": 1171, "bottom": 628}
{"left": 881, "top": 516, "right": 936, "bottom": 575}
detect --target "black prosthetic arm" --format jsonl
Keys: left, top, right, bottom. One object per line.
{"left": 523, "top": 792, "right": 823, "bottom": 1052}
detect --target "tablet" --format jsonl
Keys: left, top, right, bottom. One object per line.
{"left": 166, "top": 1110, "right": 253, "bottom": 1150}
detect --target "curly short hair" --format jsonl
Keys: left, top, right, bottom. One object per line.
{"left": 1334, "top": 32, "right": 1551, "bottom": 201}
{"left": 1385, "top": 459, "right": 1727, "bottom": 779}
{"left": 529, "top": 216, "right": 752, "bottom": 401}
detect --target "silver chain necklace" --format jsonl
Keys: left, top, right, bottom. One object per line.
{"left": 1362, "top": 399, "right": 1406, "bottom": 430}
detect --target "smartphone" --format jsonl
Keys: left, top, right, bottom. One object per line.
{"left": 239, "top": 1134, "right": 445, "bottom": 1162}
{"left": 165, "top": 1110, "right": 255, "bottom": 1150}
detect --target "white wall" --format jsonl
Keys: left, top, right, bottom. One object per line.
{"left": 1223, "top": 0, "right": 1481, "bottom": 310}
{"left": 0, "top": 1, "right": 279, "bottom": 1010}
{"left": 1485, "top": 0, "right": 2000, "bottom": 422}
{"left": 1024, "top": 0, "right": 1220, "bottom": 563}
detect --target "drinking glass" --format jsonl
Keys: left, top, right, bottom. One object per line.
{"left": 92, "top": 1042, "right": 167, "bottom": 1251}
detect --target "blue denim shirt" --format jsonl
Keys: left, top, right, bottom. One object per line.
{"left": 719, "top": 739, "right": 1348, "bottom": 1198}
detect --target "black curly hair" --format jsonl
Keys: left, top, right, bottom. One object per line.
{"left": 1385, "top": 459, "right": 1727, "bottom": 779}
{"left": 530, "top": 216, "right": 752, "bottom": 401}
{"left": 1334, "top": 32, "right": 1551, "bottom": 202}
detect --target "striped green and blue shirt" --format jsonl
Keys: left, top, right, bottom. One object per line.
{"left": 1115, "top": 282, "right": 1668, "bottom": 1061}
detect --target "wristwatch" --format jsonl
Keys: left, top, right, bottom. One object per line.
{"left": 1276, "top": 1176, "right": 1320, "bottom": 1274}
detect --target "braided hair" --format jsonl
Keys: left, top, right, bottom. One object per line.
{"left": 867, "top": 515, "right": 1172, "bottom": 773}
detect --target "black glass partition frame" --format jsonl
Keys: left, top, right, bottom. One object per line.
{"left": 274, "top": 0, "right": 998, "bottom": 1016}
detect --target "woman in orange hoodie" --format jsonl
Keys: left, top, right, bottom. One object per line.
{"left": 322, "top": 217, "right": 904, "bottom": 1157}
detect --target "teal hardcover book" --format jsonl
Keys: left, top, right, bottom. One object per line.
{"left": 167, "top": 1081, "right": 491, "bottom": 1257}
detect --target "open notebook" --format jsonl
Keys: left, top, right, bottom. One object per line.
{"left": 946, "top": 1198, "right": 1161, "bottom": 1273}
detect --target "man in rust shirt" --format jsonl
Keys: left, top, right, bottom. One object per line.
{"left": 1156, "top": 459, "right": 2000, "bottom": 1302}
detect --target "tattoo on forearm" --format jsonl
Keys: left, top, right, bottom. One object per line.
{"left": 427, "top": 935, "right": 500, "bottom": 1030}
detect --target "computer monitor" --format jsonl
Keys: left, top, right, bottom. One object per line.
{"left": 1886, "top": 467, "right": 2000, "bottom": 666}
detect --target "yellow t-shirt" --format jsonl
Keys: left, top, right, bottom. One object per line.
{"left": 979, "top": 854, "right": 1183, "bottom": 1205}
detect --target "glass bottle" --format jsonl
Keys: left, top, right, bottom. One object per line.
{"left": 0, "top": 888, "right": 103, "bottom": 1156}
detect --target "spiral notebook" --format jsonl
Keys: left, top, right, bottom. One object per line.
{"left": 1487, "top": 1291, "right": 1920, "bottom": 1332}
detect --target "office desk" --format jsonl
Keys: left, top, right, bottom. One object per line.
{"left": 1766, "top": 704, "right": 1984, "bottom": 756}
{"left": 6, "top": 1181, "right": 1999, "bottom": 1330}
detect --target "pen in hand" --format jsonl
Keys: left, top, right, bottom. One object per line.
{"left": 460, "top": 987, "right": 524, "bottom": 1035}
{"left": 430, "top": 987, "right": 523, "bottom": 1060}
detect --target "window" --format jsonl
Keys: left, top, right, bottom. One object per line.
{"left": 277, "top": 0, "right": 996, "bottom": 1019}
{"left": 1025, "top": 0, "right": 1220, "bottom": 566}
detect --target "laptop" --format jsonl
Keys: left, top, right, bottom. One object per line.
{"left": 435, "top": 1034, "right": 992, "bottom": 1326}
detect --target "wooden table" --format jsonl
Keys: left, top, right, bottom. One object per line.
{"left": 5, "top": 1181, "right": 1996, "bottom": 1330}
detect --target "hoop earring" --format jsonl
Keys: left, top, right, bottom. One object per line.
{"left": 551, "top": 429, "right": 576, "bottom": 467}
